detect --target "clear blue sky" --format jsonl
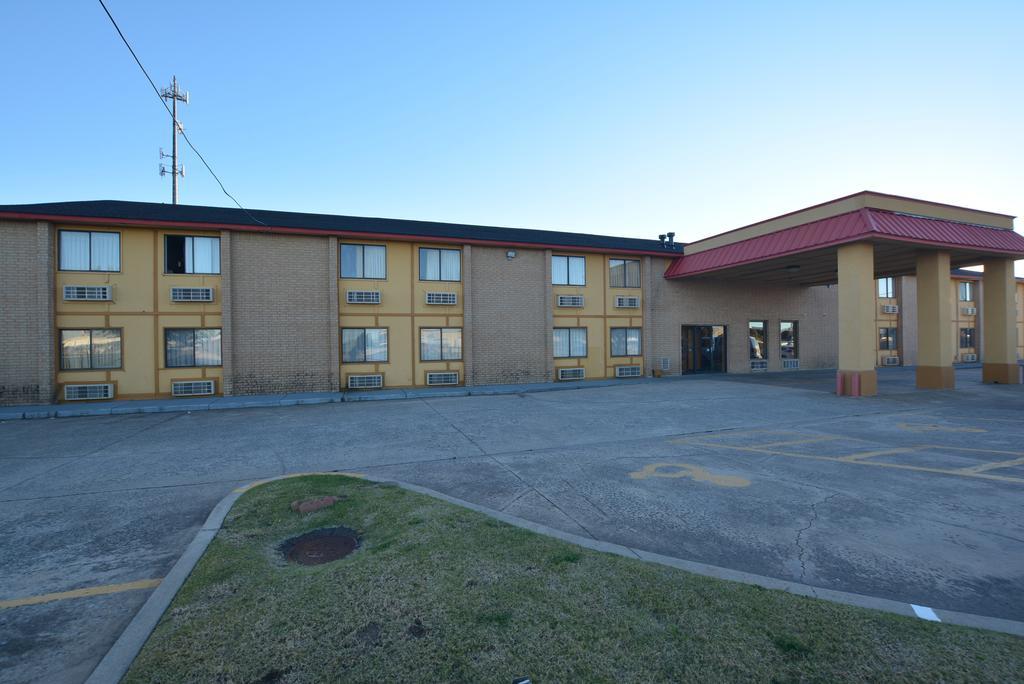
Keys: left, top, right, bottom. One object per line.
{"left": 2, "top": 1, "right": 1022, "bottom": 268}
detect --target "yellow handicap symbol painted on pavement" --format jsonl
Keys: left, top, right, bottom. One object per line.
{"left": 628, "top": 463, "right": 751, "bottom": 488}
{"left": 897, "top": 423, "right": 986, "bottom": 434}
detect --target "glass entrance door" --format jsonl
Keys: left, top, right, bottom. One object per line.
{"left": 682, "top": 325, "right": 727, "bottom": 373}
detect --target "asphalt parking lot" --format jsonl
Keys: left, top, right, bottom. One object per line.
{"left": 1, "top": 367, "right": 1023, "bottom": 683}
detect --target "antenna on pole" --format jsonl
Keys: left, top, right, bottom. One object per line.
{"left": 159, "top": 75, "right": 188, "bottom": 204}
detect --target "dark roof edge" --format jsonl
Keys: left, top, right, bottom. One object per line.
{"left": 0, "top": 200, "right": 685, "bottom": 257}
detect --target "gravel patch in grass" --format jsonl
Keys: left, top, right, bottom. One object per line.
{"left": 127, "top": 475, "right": 1024, "bottom": 683}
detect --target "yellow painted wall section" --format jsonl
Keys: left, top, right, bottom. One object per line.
{"left": 1017, "top": 282, "right": 1024, "bottom": 361}
{"left": 551, "top": 253, "right": 644, "bottom": 380}
{"left": 874, "top": 278, "right": 900, "bottom": 366}
{"left": 837, "top": 243, "right": 876, "bottom": 372}
{"left": 951, "top": 278, "right": 979, "bottom": 362}
{"left": 55, "top": 225, "right": 223, "bottom": 400}
{"left": 338, "top": 240, "right": 464, "bottom": 388}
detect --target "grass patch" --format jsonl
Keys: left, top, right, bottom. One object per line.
{"left": 127, "top": 475, "right": 1024, "bottom": 682}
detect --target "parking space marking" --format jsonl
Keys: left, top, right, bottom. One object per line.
{"left": 0, "top": 578, "right": 162, "bottom": 610}
{"left": 677, "top": 440, "right": 1024, "bottom": 485}
{"left": 629, "top": 463, "right": 751, "bottom": 488}
{"left": 897, "top": 423, "right": 987, "bottom": 433}
{"left": 837, "top": 448, "right": 922, "bottom": 462}
{"left": 960, "top": 456, "right": 1024, "bottom": 475}
{"left": 758, "top": 436, "right": 840, "bottom": 448}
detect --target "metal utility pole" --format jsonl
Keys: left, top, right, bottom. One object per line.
{"left": 159, "top": 76, "right": 188, "bottom": 203}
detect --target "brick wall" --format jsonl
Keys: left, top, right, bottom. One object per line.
{"left": 224, "top": 232, "right": 339, "bottom": 394}
{"left": 466, "top": 245, "right": 552, "bottom": 385}
{"left": 0, "top": 221, "right": 54, "bottom": 405}
{"left": 647, "top": 257, "right": 839, "bottom": 374}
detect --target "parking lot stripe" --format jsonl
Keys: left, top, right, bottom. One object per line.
{"left": 911, "top": 604, "right": 941, "bottom": 622}
{"left": 683, "top": 441, "right": 1024, "bottom": 485}
{"left": 960, "top": 456, "right": 1024, "bottom": 474}
{"left": 0, "top": 578, "right": 162, "bottom": 610}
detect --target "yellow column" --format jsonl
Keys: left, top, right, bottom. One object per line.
{"left": 915, "top": 251, "right": 955, "bottom": 389}
{"left": 837, "top": 243, "right": 877, "bottom": 396}
{"left": 981, "top": 258, "right": 1021, "bottom": 384}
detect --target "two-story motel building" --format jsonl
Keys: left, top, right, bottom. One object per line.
{"left": 1, "top": 190, "right": 1022, "bottom": 406}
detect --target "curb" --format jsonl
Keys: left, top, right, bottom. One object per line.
{"left": 85, "top": 472, "right": 1024, "bottom": 683}
{"left": 0, "top": 378, "right": 656, "bottom": 422}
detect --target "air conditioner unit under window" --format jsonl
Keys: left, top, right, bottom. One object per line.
{"left": 881, "top": 304, "right": 899, "bottom": 314}
{"left": 557, "top": 295, "right": 584, "bottom": 308}
{"left": 615, "top": 365, "right": 641, "bottom": 378}
{"left": 171, "top": 287, "right": 214, "bottom": 302}
{"left": 346, "top": 290, "right": 381, "bottom": 305}
{"left": 171, "top": 380, "right": 215, "bottom": 397}
{"left": 347, "top": 374, "right": 383, "bottom": 389}
{"left": 426, "top": 371, "right": 459, "bottom": 386}
{"left": 782, "top": 359, "right": 800, "bottom": 369}
{"left": 750, "top": 360, "right": 768, "bottom": 372}
{"left": 64, "top": 383, "right": 114, "bottom": 401}
{"left": 962, "top": 307, "right": 977, "bottom": 316}
{"left": 615, "top": 295, "right": 640, "bottom": 308}
{"left": 883, "top": 356, "right": 900, "bottom": 366}
{"left": 425, "top": 292, "right": 457, "bottom": 305}
{"left": 64, "top": 285, "right": 112, "bottom": 301}
{"left": 557, "top": 367, "right": 585, "bottom": 381}
{"left": 961, "top": 353, "right": 978, "bottom": 363}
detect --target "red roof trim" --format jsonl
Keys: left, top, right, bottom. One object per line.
{"left": 0, "top": 210, "right": 679, "bottom": 257}
{"left": 665, "top": 209, "right": 1024, "bottom": 279}
{"left": 684, "top": 191, "right": 1015, "bottom": 250}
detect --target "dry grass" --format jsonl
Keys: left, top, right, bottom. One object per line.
{"left": 127, "top": 475, "right": 1024, "bottom": 683}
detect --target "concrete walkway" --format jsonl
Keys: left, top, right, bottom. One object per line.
{"left": 0, "top": 377, "right": 648, "bottom": 420}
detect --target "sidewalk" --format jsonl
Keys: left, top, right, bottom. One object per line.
{"left": 0, "top": 377, "right": 655, "bottom": 421}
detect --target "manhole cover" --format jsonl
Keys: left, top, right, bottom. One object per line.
{"left": 280, "top": 526, "right": 360, "bottom": 565}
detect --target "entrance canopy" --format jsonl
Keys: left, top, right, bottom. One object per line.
{"left": 665, "top": 191, "right": 1024, "bottom": 285}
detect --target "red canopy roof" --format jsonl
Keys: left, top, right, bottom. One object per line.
{"left": 665, "top": 208, "right": 1024, "bottom": 279}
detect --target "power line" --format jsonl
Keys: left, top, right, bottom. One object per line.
{"left": 96, "top": 0, "right": 266, "bottom": 226}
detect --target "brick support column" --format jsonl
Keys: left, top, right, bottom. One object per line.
{"left": 981, "top": 258, "right": 1021, "bottom": 384}
{"left": 462, "top": 245, "right": 474, "bottom": 386}
{"left": 915, "top": 250, "right": 955, "bottom": 390}
{"left": 836, "top": 242, "right": 878, "bottom": 396}
{"left": 543, "top": 249, "right": 554, "bottom": 382}
{"left": 219, "top": 230, "right": 235, "bottom": 395}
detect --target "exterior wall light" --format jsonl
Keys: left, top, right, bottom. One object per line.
{"left": 506, "top": 250, "right": 517, "bottom": 260}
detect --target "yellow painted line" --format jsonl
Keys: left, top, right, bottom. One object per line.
{"left": 684, "top": 441, "right": 1024, "bottom": 485}
{"left": 959, "top": 456, "right": 1024, "bottom": 475}
{"left": 0, "top": 578, "right": 162, "bottom": 610}
{"left": 837, "top": 447, "right": 922, "bottom": 462}
{"left": 897, "top": 422, "right": 986, "bottom": 434}
{"left": 629, "top": 462, "right": 751, "bottom": 487}
{"left": 759, "top": 436, "right": 840, "bottom": 448}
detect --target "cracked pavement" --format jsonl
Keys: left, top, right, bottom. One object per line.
{"left": 1, "top": 366, "right": 1023, "bottom": 683}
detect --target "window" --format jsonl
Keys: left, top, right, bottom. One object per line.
{"left": 552, "top": 255, "right": 586, "bottom": 286}
{"left": 60, "top": 329, "right": 122, "bottom": 369}
{"left": 877, "top": 277, "right": 894, "bottom": 299}
{"left": 609, "top": 259, "right": 641, "bottom": 288}
{"left": 780, "top": 321, "right": 799, "bottom": 359}
{"left": 340, "top": 244, "right": 386, "bottom": 279}
{"left": 553, "top": 328, "right": 587, "bottom": 358}
{"left": 341, "top": 328, "right": 388, "bottom": 363}
{"left": 165, "top": 235, "right": 221, "bottom": 274}
{"left": 610, "top": 328, "right": 642, "bottom": 357}
{"left": 959, "top": 327, "right": 976, "bottom": 349}
{"left": 59, "top": 230, "right": 120, "bottom": 271}
{"left": 748, "top": 321, "right": 767, "bottom": 360}
{"left": 419, "top": 248, "right": 461, "bottom": 281}
{"left": 959, "top": 281, "right": 974, "bottom": 302}
{"left": 165, "top": 329, "right": 222, "bottom": 367}
{"left": 879, "top": 327, "right": 898, "bottom": 351}
{"left": 420, "top": 328, "right": 463, "bottom": 361}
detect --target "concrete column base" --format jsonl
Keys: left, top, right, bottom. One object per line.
{"left": 836, "top": 369, "right": 877, "bottom": 397}
{"left": 982, "top": 363, "right": 1022, "bottom": 385}
{"left": 916, "top": 365, "right": 955, "bottom": 390}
